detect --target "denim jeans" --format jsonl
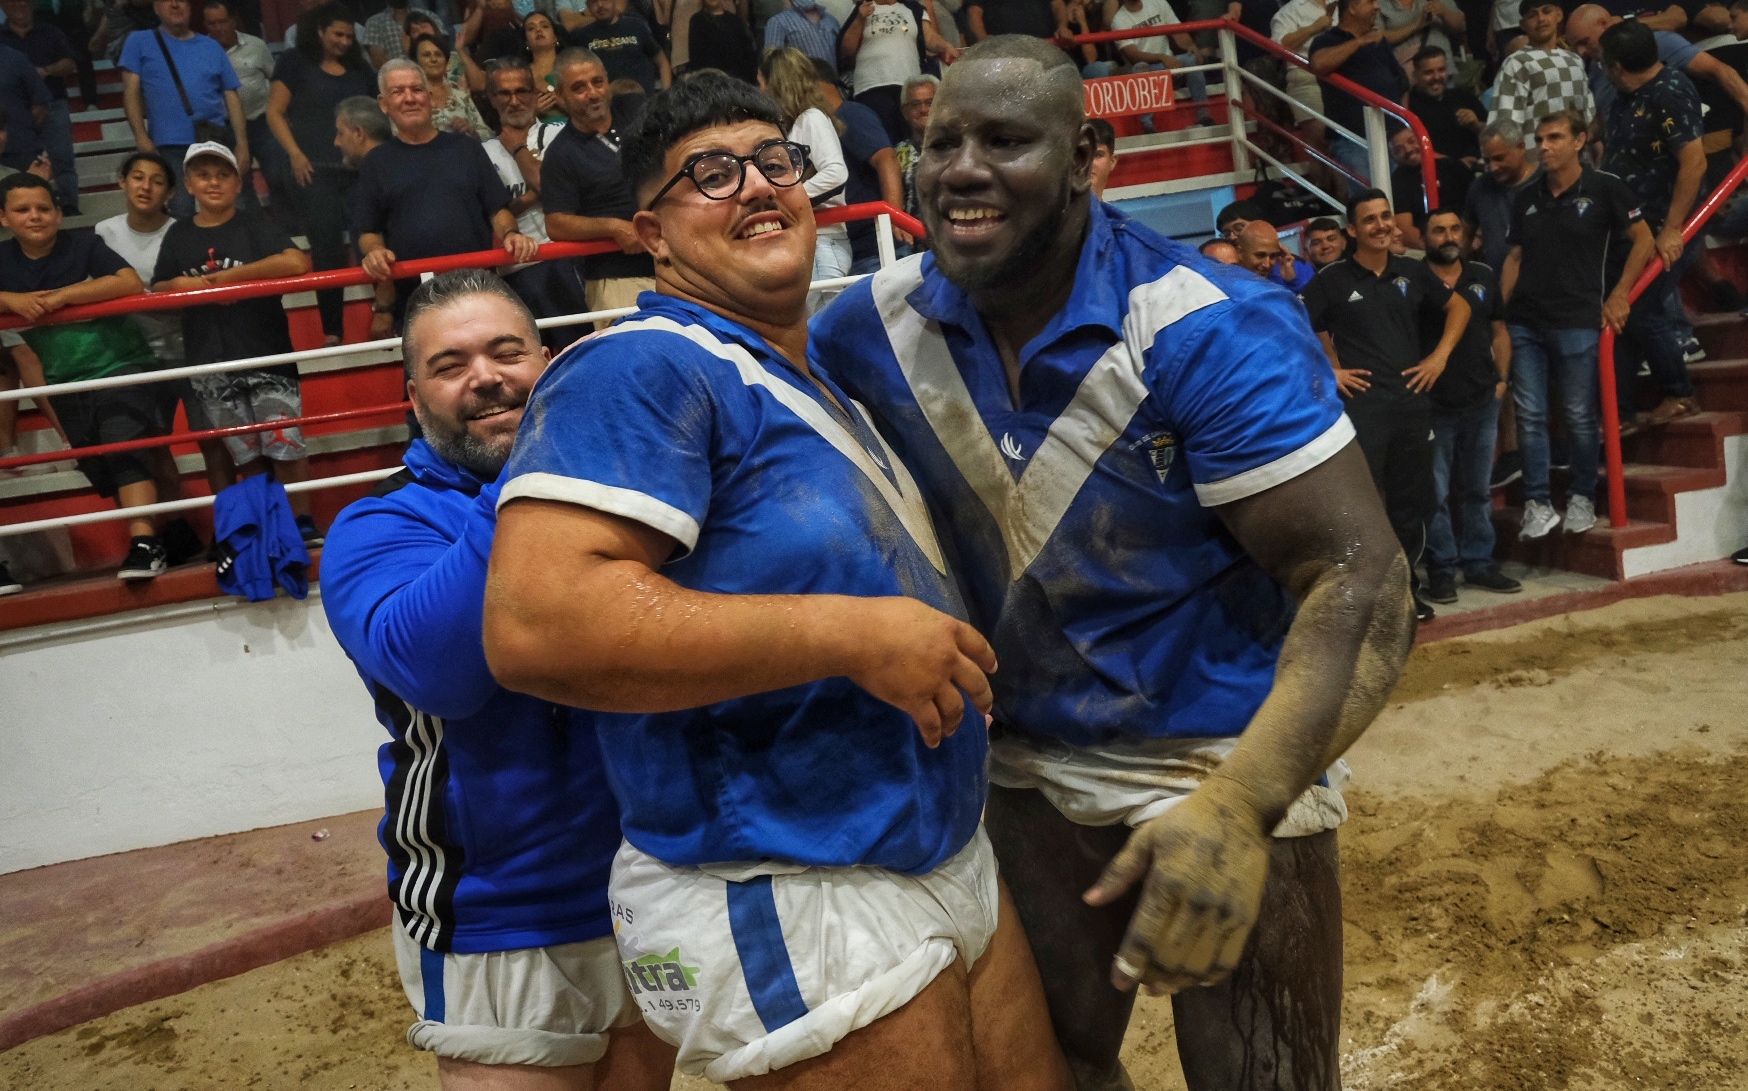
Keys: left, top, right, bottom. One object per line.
{"left": 1509, "top": 324, "right": 1600, "bottom": 505}
{"left": 39, "top": 99, "right": 78, "bottom": 211}
{"left": 1428, "top": 396, "right": 1500, "bottom": 574}
{"left": 1620, "top": 263, "right": 1695, "bottom": 409}
{"left": 1659, "top": 236, "right": 1700, "bottom": 347}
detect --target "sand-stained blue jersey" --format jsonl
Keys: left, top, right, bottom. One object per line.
{"left": 812, "top": 202, "right": 1353, "bottom": 747}
{"left": 499, "top": 294, "right": 985, "bottom": 874}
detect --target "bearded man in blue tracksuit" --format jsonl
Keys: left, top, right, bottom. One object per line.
{"left": 320, "top": 270, "right": 673, "bottom": 1090}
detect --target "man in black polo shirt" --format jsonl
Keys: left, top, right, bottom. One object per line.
{"left": 1601, "top": 19, "right": 1705, "bottom": 431}
{"left": 1387, "top": 124, "right": 1472, "bottom": 248}
{"left": 1462, "top": 119, "right": 1538, "bottom": 273}
{"left": 1303, "top": 187, "right": 1471, "bottom": 621}
{"left": 1407, "top": 46, "right": 1486, "bottom": 165}
{"left": 1310, "top": 0, "right": 1414, "bottom": 187}
{"left": 352, "top": 59, "right": 537, "bottom": 322}
{"left": 542, "top": 48, "right": 656, "bottom": 315}
{"left": 1501, "top": 109, "right": 1655, "bottom": 540}
{"left": 1418, "top": 208, "right": 1520, "bottom": 605}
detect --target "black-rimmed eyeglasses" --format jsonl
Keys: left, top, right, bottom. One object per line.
{"left": 644, "top": 140, "right": 810, "bottom": 210}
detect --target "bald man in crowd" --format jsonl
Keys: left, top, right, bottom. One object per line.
{"left": 1237, "top": 219, "right": 1313, "bottom": 290}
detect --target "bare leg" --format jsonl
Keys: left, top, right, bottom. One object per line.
{"left": 116, "top": 479, "right": 159, "bottom": 540}
{"left": 198, "top": 438, "right": 235, "bottom": 495}
{"left": 592, "top": 1019, "right": 675, "bottom": 1091}
{"left": 275, "top": 455, "right": 314, "bottom": 519}
{"left": 435, "top": 1056, "right": 593, "bottom": 1090}
{"left": 968, "top": 879, "right": 1076, "bottom": 1091}
{"left": 1171, "top": 832, "right": 1343, "bottom": 1091}
{"left": 11, "top": 345, "right": 65, "bottom": 444}
{"left": 985, "top": 784, "right": 1139, "bottom": 1091}
{"left": 0, "top": 348, "right": 18, "bottom": 450}
{"left": 148, "top": 448, "right": 184, "bottom": 505}
{"left": 731, "top": 960, "right": 978, "bottom": 1091}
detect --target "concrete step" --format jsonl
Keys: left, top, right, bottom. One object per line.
{"left": 1686, "top": 358, "right": 1748, "bottom": 411}
{"left": 1623, "top": 410, "right": 1748, "bottom": 469}
{"left": 1493, "top": 504, "right": 1676, "bottom": 580}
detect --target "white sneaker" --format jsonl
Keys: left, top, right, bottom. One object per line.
{"left": 1520, "top": 499, "right": 1561, "bottom": 540}
{"left": 1565, "top": 495, "right": 1597, "bottom": 535}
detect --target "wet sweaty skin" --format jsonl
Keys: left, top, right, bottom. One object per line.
{"left": 918, "top": 56, "right": 1093, "bottom": 315}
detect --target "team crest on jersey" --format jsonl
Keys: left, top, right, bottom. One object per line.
{"left": 1393, "top": 276, "right": 1410, "bottom": 296}
{"left": 1573, "top": 197, "right": 1593, "bottom": 218}
{"left": 622, "top": 947, "right": 700, "bottom": 995}
{"left": 999, "top": 432, "right": 1026, "bottom": 461}
{"left": 1129, "top": 430, "right": 1179, "bottom": 483}
{"left": 1469, "top": 283, "right": 1486, "bottom": 302}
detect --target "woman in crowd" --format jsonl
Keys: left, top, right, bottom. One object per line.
{"left": 521, "top": 10, "right": 570, "bottom": 119}
{"left": 758, "top": 46, "right": 851, "bottom": 293}
{"left": 267, "top": 2, "right": 376, "bottom": 346}
{"left": 837, "top": 0, "right": 958, "bottom": 142}
{"left": 411, "top": 32, "right": 494, "bottom": 139}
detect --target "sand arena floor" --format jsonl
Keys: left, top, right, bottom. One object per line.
{"left": 3, "top": 592, "right": 1745, "bottom": 1090}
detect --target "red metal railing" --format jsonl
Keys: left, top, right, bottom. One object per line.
{"left": 1596, "top": 156, "right": 1748, "bottom": 529}
{"left": 1071, "top": 19, "right": 1440, "bottom": 212}
{"left": 0, "top": 202, "right": 927, "bottom": 491}
{"left": 0, "top": 202, "right": 926, "bottom": 332}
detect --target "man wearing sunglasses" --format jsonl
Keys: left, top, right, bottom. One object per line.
{"left": 482, "top": 71, "right": 1071, "bottom": 1091}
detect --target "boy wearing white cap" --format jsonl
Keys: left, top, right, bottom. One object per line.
{"left": 151, "top": 141, "right": 325, "bottom": 546}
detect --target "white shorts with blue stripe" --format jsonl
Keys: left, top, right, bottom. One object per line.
{"left": 990, "top": 733, "right": 1350, "bottom": 838}
{"left": 607, "top": 827, "right": 1000, "bottom": 1082}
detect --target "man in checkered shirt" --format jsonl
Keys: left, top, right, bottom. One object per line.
{"left": 1491, "top": 0, "right": 1595, "bottom": 147}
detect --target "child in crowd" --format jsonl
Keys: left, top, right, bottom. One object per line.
{"left": 0, "top": 173, "right": 183, "bottom": 580}
{"left": 151, "top": 142, "right": 321, "bottom": 546}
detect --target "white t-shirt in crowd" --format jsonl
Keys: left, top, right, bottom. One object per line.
{"left": 788, "top": 106, "right": 849, "bottom": 241}
{"left": 484, "top": 138, "right": 551, "bottom": 244}
{"left": 1271, "top": 0, "right": 1331, "bottom": 55}
{"left": 851, "top": 1, "right": 924, "bottom": 96}
{"left": 1109, "top": 0, "right": 1182, "bottom": 35}
{"left": 94, "top": 214, "right": 184, "bottom": 365}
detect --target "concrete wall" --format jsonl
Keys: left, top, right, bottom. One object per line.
{"left": 0, "top": 590, "right": 382, "bottom": 875}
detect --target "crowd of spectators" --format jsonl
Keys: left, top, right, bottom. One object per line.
{"left": 3, "top": 0, "right": 1748, "bottom": 598}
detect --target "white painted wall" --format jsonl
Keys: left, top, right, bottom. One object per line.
{"left": 1623, "top": 434, "right": 1748, "bottom": 579}
{"left": 0, "top": 589, "right": 383, "bottom": 875}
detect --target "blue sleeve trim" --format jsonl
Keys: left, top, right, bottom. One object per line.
{"left": 725, "top": 875, "right": 810, "bottom": 1034}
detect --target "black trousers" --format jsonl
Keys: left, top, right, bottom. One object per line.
{"left": 1347, "top": 393, "right": 1435, "bottom": 579}
{"left": 285, "top": 166, "right": 356, "bottom": 339}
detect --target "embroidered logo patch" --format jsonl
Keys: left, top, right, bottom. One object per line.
{"left": 1393, "top": 276, "right": 1411, "bottom": 297}
{"left": 1128, "top": 430, "right": 1179, "bottom": 483}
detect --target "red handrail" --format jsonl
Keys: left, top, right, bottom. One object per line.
{"left": 1596, "top": 154, "right": 1748, "bottom": 529}
{"left": 0, "top": 203, "right": 926, "bottom": 332}
{"left": 1071, "top": 18, "right": 1440, "bottom": 212}
{"left": 0, "top": 401, "right": 411, "bottom": 471}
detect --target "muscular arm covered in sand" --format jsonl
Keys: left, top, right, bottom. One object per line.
{"left": 1085, "top": 442, "right": 1414, "bottom": 994}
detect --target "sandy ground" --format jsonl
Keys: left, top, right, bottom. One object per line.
{"left": 3, "top": 593, "right": 1746, "bottom": 1091}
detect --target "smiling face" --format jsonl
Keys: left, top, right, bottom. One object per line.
{"left": 414, "top": 39, "right": 448, "bottom": 81}
{"left": 317, "top": 16, "right": 356, "bottom": 60}
{"left": 1413, "top": 53, "right": 1447, "bottom": 96}
{"left": 122, "top": 157, "right": 171, "bottom": 216}
{"left": 917, "top": 56, "right": 1091, "bottom": 294}
{"left": 379, "top": 64, "right": 434, "bottom": 134}
{"left": 1, "top": 183, "right": 60, "bottom": 252}
{"left": 1389, "top": 128, "right": 1421, "bottom": 167}
{"left": 1305, "top": 226, "right": 1345, "bottom": 266}
{"left": 406, "top": 292, "right": 549, "bottom": 480}
{"left": 633, "top": 120, "right": 816, "bottom": 328}
{"left": 185, "top": 157, "right": 241, "bottom": 217}
{"left": 556, "top": 58, "right": 612, "bottom": 131}
{"left": 1347, "top": 196, "right": 1394, "bottom": 255}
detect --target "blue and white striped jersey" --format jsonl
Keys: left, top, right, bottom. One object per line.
{"left": 811, "top": 202, "right": 1354, "bottom": 747}
{"left": 499, "top": 295, "right": 986, "bottom": 875}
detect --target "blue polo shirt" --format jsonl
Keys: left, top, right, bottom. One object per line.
{"left": 498, "top": 294, "right": 985, "bottom": 875}
{"left": 811, "top": 202, "right": 1354, "bottom": 747}
{"left": 118, "top": 29, "right": 240, "bottom": 145}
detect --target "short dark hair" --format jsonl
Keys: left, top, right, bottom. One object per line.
{"left": 620, "top": 70, "right": 786, "bottom": 206}
{"left": 810, "top": 56, "right": 838, "bottom": 84}
{"left": 1215, "top": 198, "right": 1265, "bottom": 232}
{"left": 0, "top": 173, "right": 55, "bottom": 206}
{"left": 1336, "top": 0, "right": 1366, "bottom": 16}
{"left": 1600, "top": 18, "right": 1657, "bottom": 72}
{"left": 202, "top": 0, "right": 236, "bottom": 14}
{"left": 1411, "top": 45, "right": 1447, "bottom": 66}
{"left": 1088, "top": 117, "right": 1116, "bottom": 152}
{"left": 402, "top": 269, "right": 538, "bottom": 379}
{"left": 1537, "top": 108, "right": 1587, "bottom": 139}
{"left": 117, "top": 149, "right": 173, "bottom": 181}
{"left": 1422, "top": 206, "right": 1464, "bottom": 230}
{"left": 1307, "top": 216, "right": 1343, "bottom": 234}
{"left": 408, "top": 31, "right": 452, "bottom": 61}
{"left": 1344, "top": 186, "right": 1391, "bottom": 224}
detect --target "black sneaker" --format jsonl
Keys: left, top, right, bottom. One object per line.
{"left": 1464, "top": 565, "right": 1523, "bottom": 594}
{"left": 296, "top": 516, "right": 325, "bottom": 548}
{"left": 1425, "top": 570, "right": 1459, "bottom": 604}
{"left": 1732, "top": 545, "right": 1748, "bottom": 565}
{"left": 1413, "top": 593, "right": 1436, "bottom": 622}
{"left": 0, "top": 560, "right": 21, "bottom": 595}
{"left": 1490, "top": 451, "right": 1523, "bottom": 490}
{"left": 117, "top": 536, "right": 167, "bottom": 580}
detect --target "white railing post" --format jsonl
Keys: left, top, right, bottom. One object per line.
{"left": 876, "top": 213, "right": 898, "bottom": 268}
{"left": 1363, "top": 105, "right": 1392, "bottom": 205}
{"left": 1219, "top": 26, "right": 1250, "bottom": 176}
